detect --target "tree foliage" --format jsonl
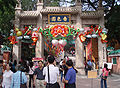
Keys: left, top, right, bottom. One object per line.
{"left": 0, "top": 0, "right": 16, "bottom": 13}
{"left": 105, "top": 5, "right": 120, "bottom": 47}
{"left": 0, "top": 0, "right": 16, "bottom": 46}
{"left": 44, "top": 0, "right": 60, "bottom": 7}
{"left": 21, "top": 0, "right": 37, "bottom": 11}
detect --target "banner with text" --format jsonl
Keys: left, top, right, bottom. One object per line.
{"left": 48, "top": 14, "right": 71, "bottom": 24}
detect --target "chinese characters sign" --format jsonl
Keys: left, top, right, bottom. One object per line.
{"left": 48, "top": 14, "right": 71, "bottom": 24}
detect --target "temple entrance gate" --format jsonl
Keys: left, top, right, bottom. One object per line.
{"left": 13, "top": 0, "right": 107, "bottom": 75}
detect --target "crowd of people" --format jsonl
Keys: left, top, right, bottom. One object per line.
{"left": 84, "top": 59, "right": 109, "bottom": 88}
{"left": 0, "top": 55, "right": 77, "bottom": 88}
{"left": 0, "top": 54, "right": 110, "bottom": 88}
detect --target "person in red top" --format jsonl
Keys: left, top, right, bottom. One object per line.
{"left": 101, "top": 63, "right": 109, "bottom": 88}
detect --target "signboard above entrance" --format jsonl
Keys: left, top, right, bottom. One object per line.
{"left": 48, "top": 14, "right": 71, "bottom": 24}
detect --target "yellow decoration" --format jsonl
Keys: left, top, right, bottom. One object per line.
{"left": 17, "top": 31, "right": 22, "bottom": 36}
{"left": 64, "top": 34, "right": 66, "bottom": 37}
{"left": 53, "top": 34, "right": 56, "bottom": 37}
{"left": 66, "top": 31, "right": 68, "bottom": 34}
{"left": 101, "top": 34, "right": 107, "bottom": 40}
{"left": 16, "top": 28, "right": 19, "bottom": 31}
{"left": 63, "top": 17, "right": 67, "bottom": 21}
{"left": 51, "top": 17, "right": 56, "bottom": 21}
{"left": 81, "top": 35, "right": 86, "bottom": 42}
{"left": 59, "top": 29, "right": 62, "bottom": 33}
{"left": 57, "top": 17, "right": 62, "bottom": 21}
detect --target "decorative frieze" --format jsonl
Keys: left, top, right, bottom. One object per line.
{"left": 82, "top": 18, "right": 99, "bottom": 25}
{"left": 20, "top": 18, "right": 37, "bottom": 25}
{"left": 40, "top": 7, "right": 79, "bottom": 14}
{"left": 17, "top": 11, "right": 39, "bottom": 18}
{"left": 16, "top": 7, "right": 104, "bottom": 19}
{"left": 81, "top": 10, "right": 104, "bottom": 18}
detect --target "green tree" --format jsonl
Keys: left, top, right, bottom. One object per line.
{"left": 0, "top": 0, "right": 16, "bottom": 47}
{"left": 105, "top": 5, "right": 120, "bottom": 47}
{"left": 0, "top": 0, "right": 16, "bottom": 13}
{"left": 44, "top": 0, "right": 60, "bottom": 7}
{"left": 21, "top": 0, "right": 37, "bottom": 11}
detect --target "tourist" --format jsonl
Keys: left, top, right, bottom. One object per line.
{"left": 87, "top": 59, "right": 92, "bottom": 70}
{"left": 29, "top": 61, "right": 35, "bottom": 88}
{"left": 84, "top": 60, "right": 87, "bottom": 75}
{"left": 22, "top": 61, "right": 29, "bottom": 73}
{"left": 66, "top": 56, "right": 69, "bottom": 61}
{"left": 0, "top": 60, "right": 3, "bottom": 86}
{"left": 86, "top": 59, "right": 92, "bottom": 75}
{"left": 33, "top": 60, "right": 45, "bottom": 88}
{"left": 2, "top": 64, "right": 13, "bottom": 88}
{"left": 92, "top": 60, "right": 95, "bottom": 70}
{"left": 62, "top": 60, "right": 76, "bottom": 88}
{"left": 43, "top": 55, "right": 60, "bottom": 88}
{"left": 62, "top": 60, "right": 68, "bottom": 88}
{"left": 59, "top": 59, "right": 64, "bottom": 82}
{"left": 12, "top": 60, "right": 17, "bottom": 73}
{"left": 101, "top": 63, "right": 109, "bottom": 88}
{"left": 10, "top": 65, "right": 27, "bottom": 88}
{"left": 62, "top": 60, "right": 68, "bottom": 78}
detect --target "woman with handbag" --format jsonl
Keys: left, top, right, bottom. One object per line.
{"left": 10, "top": 65, "right": 27, "bottom": 88}
{"left": 101, "top": 63, "right": 109, "bottom": 88}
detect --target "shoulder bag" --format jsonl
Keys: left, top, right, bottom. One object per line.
{"left": 20, "top": 72, "right": 27, "bottom": 88}
{"left": 100, "top": 71, "right": 107, "bottom": 80}
{"left": 46, "top": 66, "right": 60, "bottom": 88}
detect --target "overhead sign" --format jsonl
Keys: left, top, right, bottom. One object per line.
{"left": 48, "top": 14, "right": 71, "bottom": 24}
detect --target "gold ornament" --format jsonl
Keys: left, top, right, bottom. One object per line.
{"left": 101, "top": 34, "right": 107, "bottom": 40}
{"left": 16, "top": 28, "right": 19, "bottom": 31}
{"left": 17, "top": 31, "right": 22, "bottom": 36}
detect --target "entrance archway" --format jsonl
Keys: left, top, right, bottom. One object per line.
{"left": 12, "top": 0, "right": 107, "bottom": 74}
{"left": 9, "top": 24, "right": 107, "bottom": 75}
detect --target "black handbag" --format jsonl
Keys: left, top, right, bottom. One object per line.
{"left": 100, "top": 73, "right": 107, "bottom": 80}
{"left": 46, "top": 66, "right": 60, "bottom": 88}
{"left": 20, "top": 72, "right": 27, "bottom": 88}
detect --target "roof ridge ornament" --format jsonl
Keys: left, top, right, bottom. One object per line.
{"left": 16, "top": 0, "right": 21, "bottom": 8}
{"left": 99, "top": 0, "right": 102, "bottom": 7}
{"left": 38, "top": 0, "right": 43, "bottom": 3}
{"left": 75, "top": 0, "right": 81, "bottom": 6}
{"left": 98, "top": 0, "right": 104, "bottom": 10}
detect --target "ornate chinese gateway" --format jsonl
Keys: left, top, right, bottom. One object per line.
{"left": 13, "top": 0, "right": 107, "bottom": 74}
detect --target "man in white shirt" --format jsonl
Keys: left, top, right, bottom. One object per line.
{"left": 43, "top": 55, "right": 60, "bottom": 88}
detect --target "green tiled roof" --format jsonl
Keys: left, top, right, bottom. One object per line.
{"left": 107, "top": 46, "right": 114, "bottom": 50}
{"left": 1, "top": 45, "right": 11, "bottom": 53}
{"left": 108, "top": 49, "right": 120, "bottom": 55}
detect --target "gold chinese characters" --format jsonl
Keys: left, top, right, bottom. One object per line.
{"left": 51, "top": 16, "right": 68, "bottom": 22}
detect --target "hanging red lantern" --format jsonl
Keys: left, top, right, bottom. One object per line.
{"left": 79, "top": 34, "right": 86, "bottom": 42}
{"left": 32, "top": 31, "right": 38, "bottom": 45}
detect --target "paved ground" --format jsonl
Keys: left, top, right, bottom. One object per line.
{"left": 27, "top": 74, "right": 120, "bottom": 88}
{"left": 67, "top": 56, "right": 120, "bottom": 88}
{"left": 75, "top": 74, "right": 120, "bottom": 88}
{"left": 27, "top": 54, "right": 120, "bottom": 88}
